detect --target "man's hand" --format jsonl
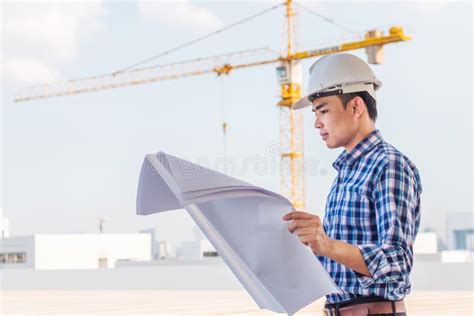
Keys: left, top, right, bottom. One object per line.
{"left": 282, "top": 211, "right": 333, "bottom": 257}
{"left": 283, "top": 211, "right": 373, "bottom": 277}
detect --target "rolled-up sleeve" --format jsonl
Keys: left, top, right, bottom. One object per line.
{"left": 355, "top": 158, "right": 421, "bottom": 288}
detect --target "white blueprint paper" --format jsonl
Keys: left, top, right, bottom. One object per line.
{"left": 136, "top": 151, "right": 341, "bottom": 315}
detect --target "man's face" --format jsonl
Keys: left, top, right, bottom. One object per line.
{"left": 312, "top": 95, "right": 357, "bottom": 149}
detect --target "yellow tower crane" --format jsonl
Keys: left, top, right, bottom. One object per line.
{"left": 14, "top": 0, "right": 411, "bottom": 211}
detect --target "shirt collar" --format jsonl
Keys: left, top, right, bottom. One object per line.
{"left": 333, "top": 129, "right": 383, "bottom": 170}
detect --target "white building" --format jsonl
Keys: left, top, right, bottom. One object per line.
{"left": 0, "top": 233, "right": 151, "bottom": 270}
{"left": 414, "top": 232, "right": 438, "bottom": 254}
{"left": 0, "top": 217, "right": 9, "bottom": 239}
{"left": 0, "top": 208, "right": 9, "bottom": 239}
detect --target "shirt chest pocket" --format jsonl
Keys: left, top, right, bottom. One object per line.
{"left": 339, "top": 184, "right": 374, "bottom": 222}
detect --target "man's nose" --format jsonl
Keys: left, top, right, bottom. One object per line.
{"left": 314, "top": 115, "right": 323, "bottom": 129}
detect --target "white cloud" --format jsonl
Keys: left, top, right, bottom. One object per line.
{"left": 413, "top": 2, "right": 449, "bottom": 16}
{"left": 2, "top": 57, "right": 60, "bottom": 86}
{"left": 138, "top": 0, "right": 223, "bottom": 33}
{"left": 3, "top": 1, "right": 107, "bottom": 86}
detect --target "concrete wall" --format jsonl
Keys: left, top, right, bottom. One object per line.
{"left": 410, "top": 261, "right": 473, "bottom": 291}
{"left": 1, "top": 259, "right": 472, "bottom": 291}
{"left": 0, "top": 264, "right": 241, "bottom": 290}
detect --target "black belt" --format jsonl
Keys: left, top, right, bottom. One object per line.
{"left": 325, "top": 295, "right": 394, "bottom": 309}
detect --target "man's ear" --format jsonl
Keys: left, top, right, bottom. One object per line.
{"left": 352, "top": 96, "right": 365, "bottom": 118}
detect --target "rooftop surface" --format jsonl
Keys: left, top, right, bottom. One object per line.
{"left": 1, "top": 290, "right": 472, "bottom": 315}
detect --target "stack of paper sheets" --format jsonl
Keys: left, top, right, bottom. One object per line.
{"left": 136, "top": 151, "right": 340, "bottom": 315}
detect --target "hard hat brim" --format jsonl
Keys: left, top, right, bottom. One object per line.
{"left": 292, "top": 80, "right": 382, "bottom": 110}
{"left": 292, "top": 96, "right": 312, "bottom": 110}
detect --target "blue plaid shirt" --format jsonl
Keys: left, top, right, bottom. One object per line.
{"left": 317, "top": 129, "right": 422, "bottom": 304}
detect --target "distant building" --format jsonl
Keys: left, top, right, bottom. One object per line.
{"left": 139, "top": 228, "right": 157, "bottom": 259}
{"left": 139, "top": 228, "right": 176, "bottom": 259}
{"left": 446, "top": 212, "right": 473, "bottom": 250}
{"left": 139, "top": 226, "right": 218, "bottom": 260}
{"left": 414, "top": 232, "right": 438, "bottom": 254}
{"left": 175, "top": 226, "right": 218, "bottom": 260}
{"left": 0, "top": 217, "right": 9, "bottom": 239}
{"left": 0, "top": 233, "right": 151, "bottom": 270}
{"left": 0, "top": 208, "right": 9, "bottom": 239}
{"left": 176, "top": 239, "right": 218, "bottom": 260}
{"left": 156, "top": 241, "right": 174, "bottom": 259}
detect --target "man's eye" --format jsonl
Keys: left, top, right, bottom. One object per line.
{"left": 321, "top": 110, "right": 328, "bottom": 114}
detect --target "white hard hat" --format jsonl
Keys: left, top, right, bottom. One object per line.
{"left": 292, "top": 53, "right": 382, "bottom": 110}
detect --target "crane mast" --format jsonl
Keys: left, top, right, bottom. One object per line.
{"left": 278, "top": 0, "right": 305, "bottom": 210}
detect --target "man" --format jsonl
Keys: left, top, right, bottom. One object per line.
{"left": 283, "top": 53, "right": 422, "bottom": 316}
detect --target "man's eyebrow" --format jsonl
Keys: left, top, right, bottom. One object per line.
{"left": 312, "top": 103, "right": 328, "bottom": 112}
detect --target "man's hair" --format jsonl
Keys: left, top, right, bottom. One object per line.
{"left": 337, "top": 91, "right": 377, "bottom": 122}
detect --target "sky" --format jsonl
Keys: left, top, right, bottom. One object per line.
{"left": 1, "top": 1, "right": 472, "bottom": 247}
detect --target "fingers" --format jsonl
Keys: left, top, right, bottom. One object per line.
{"left": 299, "top": 232, "right": 323, "bottom": 248}
{"left": 284, "top": 214, "right": 328, "bottom": 255}
{"left": 282, "top": 211, "right": 314, "bottom": 221}
{"left": 294, "top": 226, "right": 317, "bottom": 236}
{"left": 287, "top": 219, "right": 314, "bottom": 233}
{"left": 287, "top": 216, "right": 322, "bottom": 233}
{"left": 314, "top": 215, "right": 322, "bottom": 226}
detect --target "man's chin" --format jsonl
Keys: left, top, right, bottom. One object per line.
{"left": 325, "top": 141, "right": 339, "bottom": 149}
